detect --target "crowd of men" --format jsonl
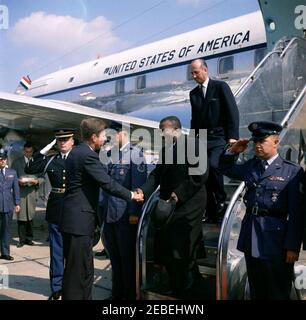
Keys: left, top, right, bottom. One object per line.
{"left": 0, "top": 58, "right": 305, "bottom": 301}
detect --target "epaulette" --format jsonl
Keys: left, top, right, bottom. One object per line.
{"left": 283, "top": 159, "right": 301, "bottom": 168}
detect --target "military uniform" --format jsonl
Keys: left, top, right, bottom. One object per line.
{"left": 220, "top": 121, "right": 304, "bottom": 299}
{"left": 25, "top": 128, "right": 74, "bottom": 299}
{"left": 0, "top": 151, "right": 20, "bottom": 260}
{"left": 102, "top": 143, "right": 147, "bottom": 299}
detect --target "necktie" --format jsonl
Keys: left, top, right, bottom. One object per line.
{"left": 260, "top": 160, "right": 268, "bottom": 175}
{"left": 201, "top": 84, "right": 206, "bottom": 98}
{"left": 0, "top": 169, "right": 4, "bottom": 177}
{"left": 62, "top": 155, "right": 66, "bottom": 160}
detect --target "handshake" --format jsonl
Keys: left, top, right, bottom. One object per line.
{"left": 131, "top": 188, "right": 144, "bottom": 202}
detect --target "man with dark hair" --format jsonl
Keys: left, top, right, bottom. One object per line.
{"left": 137, "top": 115, "right": 208, "bottom": 298}
{"left": 26, "top": 128, "right": 75, "bottom": 300}
{"left": 60, "top": 118, "right": 143, "bottom": 300}
{"left": 190, "top": 58, "right": 239, "bottom": 222}
{"left": 12, "top": 142, "right": 43, "bottom": 247}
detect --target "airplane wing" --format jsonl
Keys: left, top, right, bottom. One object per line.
{"left": 0, "top": 91, "right": 160, "bottom": 133}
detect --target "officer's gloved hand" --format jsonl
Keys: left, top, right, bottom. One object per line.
{"left": 40, "top": 139, "right": 56, "bottom": 155}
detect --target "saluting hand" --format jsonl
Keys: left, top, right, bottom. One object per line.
{"left": 286, "top": 250, "right": 299, "bottom": 264}
{"left": 229, "top": 138, "right": 249, "bottom": 154}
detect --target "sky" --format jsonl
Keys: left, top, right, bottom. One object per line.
{"left": 0, "top": 0, "right": 260, "bottom": 93}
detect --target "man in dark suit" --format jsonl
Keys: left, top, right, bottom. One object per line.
{"left": 137, "top": 116, "right": 208, "bottom": 298}
{"left": 220, "top": 121, "right": 304, "bottom": 299}
{"left": 60, "top": 118, "right": 143, "bottom": 300}
{"left": 26, "top": 128, "right": 75, "bottom": 300}
{"left": 190, "top": 59, "right": 239, "bottom": 222}
{"left": 102, "top": 128, "right": 147, "bottom": 300}
{"left": 0, "top": 150, "right": 20, "bottom": 261}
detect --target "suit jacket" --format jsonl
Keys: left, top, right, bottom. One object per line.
{"left": 0, "top": 168, "right": 20, "bottom": 213}
{"left": 60, "top": 143, "right": 132, "bottom": 236}
{"left": 190, "top": 78, "right": 239, "bottom": 149}
{"left": 102, "top": 143, "right": 147, "bottom": 224}
{"left": 141, "top": 135, "right": 208, "bottom": 260}
{"left": 11, "top": 156, "right": 43, "bottom": 221}
{"left": 25, "top": 152, "right": 66, "bottom": 225}
{"left": 220, "top": 153, "right": 304, "bottom": 260}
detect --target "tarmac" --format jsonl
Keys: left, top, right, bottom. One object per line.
{"left": 0, "top": 202, "right": 111, "bottom": 300}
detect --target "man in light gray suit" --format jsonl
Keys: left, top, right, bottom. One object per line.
{"left": 0, "top": 150, "right": 20, "bottom": 261}
{"left": 11, "top": 142, "right": 43, "bottom": 247}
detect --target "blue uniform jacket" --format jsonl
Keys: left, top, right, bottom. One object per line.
{"left": 220, "top": 153, "right": 304, "bottom": 260}
{"left": 102, "top": 143, "right": 147, "bottom": 223}
{"left": 0, "top": 168, "right": 21, "bottom": 213}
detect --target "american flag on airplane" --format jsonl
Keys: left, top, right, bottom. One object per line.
{"left": 20, "top": 75, "right": 32, "bottom": 90}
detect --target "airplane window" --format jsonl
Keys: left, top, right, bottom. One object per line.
{"left": 115, "top": 79, "right": 125, "bottom": 95}
{"left": 254, "top": 48, "right": 267, "bottom": 67}
{"left": 68, "top": 77, "right": 74, "bottom": 83}
{"left": 136, "top": 75, "right": 146, "bottom": 90}
{"left": 218, "top": 56, "right": 234, "bottom": 75}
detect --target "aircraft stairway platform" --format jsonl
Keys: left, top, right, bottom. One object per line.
{"left": 136, "top": 36, "right": 306, "bottom": 300}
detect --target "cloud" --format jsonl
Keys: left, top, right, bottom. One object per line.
{"left": 9, "top": 11, "right": 127, "bottom": 61}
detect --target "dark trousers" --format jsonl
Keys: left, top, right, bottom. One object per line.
{"left": 206, "top": 146, "right": 226, "bottom": 218}
{"left": 62, "top": 232, "right": 94, "bottom": 300}
{"left": 17, "top": 220, "right": 33, "bottom": 244}
{"left": 0, "top": 212, "right": 13, "bottom": 256}
{"left": 104, "top": 214, "right": 137, "bottom": 300}
{"left": 164, "top": 258, "right": 198, "bottom": 298}
{"left": 48, "top": 223, "right": 64, "bottom": 294}
{"left": 245, "top": 255, "right": 294, "bottom": 300}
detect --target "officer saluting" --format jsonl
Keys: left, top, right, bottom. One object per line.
{"left": 25, "top": 128, "right": 75, "bottom": 300}
{"left": 220, "top": 121, "right": 304, "bottom": 300}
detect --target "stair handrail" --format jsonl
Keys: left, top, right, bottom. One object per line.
{"left": 234, "top": 50, "right": 281, "bottom": 97}
{"left": 234, "top": 37, "right": 301, "bottom": 98}
{"left": 136, "top": 186, "right": 160, "bottom": 299}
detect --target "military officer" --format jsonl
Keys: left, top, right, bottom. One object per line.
{"left": 26, "top": 128, "right": 75, "bottom": 300}
{"left": 0, "top": 150, "right": 20, "bottom": 261}
{"left": 220, "top": 121, "right": 304, "bottom": 300}
{"left": 102, "top": 128, "right": 147, "bottom": 300}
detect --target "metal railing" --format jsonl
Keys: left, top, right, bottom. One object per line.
{"left": 136, "top": 187, "right": 160, "bottom": 299}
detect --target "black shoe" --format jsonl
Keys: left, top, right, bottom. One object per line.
{"left": 25, "top": 240, "right": 34, "bottom": 246}
{"left": 16, "top": 242, "right": 24, "bottom": 248}
{"left": 48, "top": 291, "right": 62, "bottom": 300}
{"left": 0, "top": 255, "right": 14, "bottom": 261}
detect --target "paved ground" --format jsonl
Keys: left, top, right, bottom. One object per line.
{"left": 0, "top": 204, "right": 111, "bottom": 300}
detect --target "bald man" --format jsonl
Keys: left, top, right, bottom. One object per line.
{"left": 190, "top": 58, "right": 239, "bottom": 222}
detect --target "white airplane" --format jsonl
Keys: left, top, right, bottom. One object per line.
{"left": 0, "top": 10, "right": 266, "bottom": 146}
